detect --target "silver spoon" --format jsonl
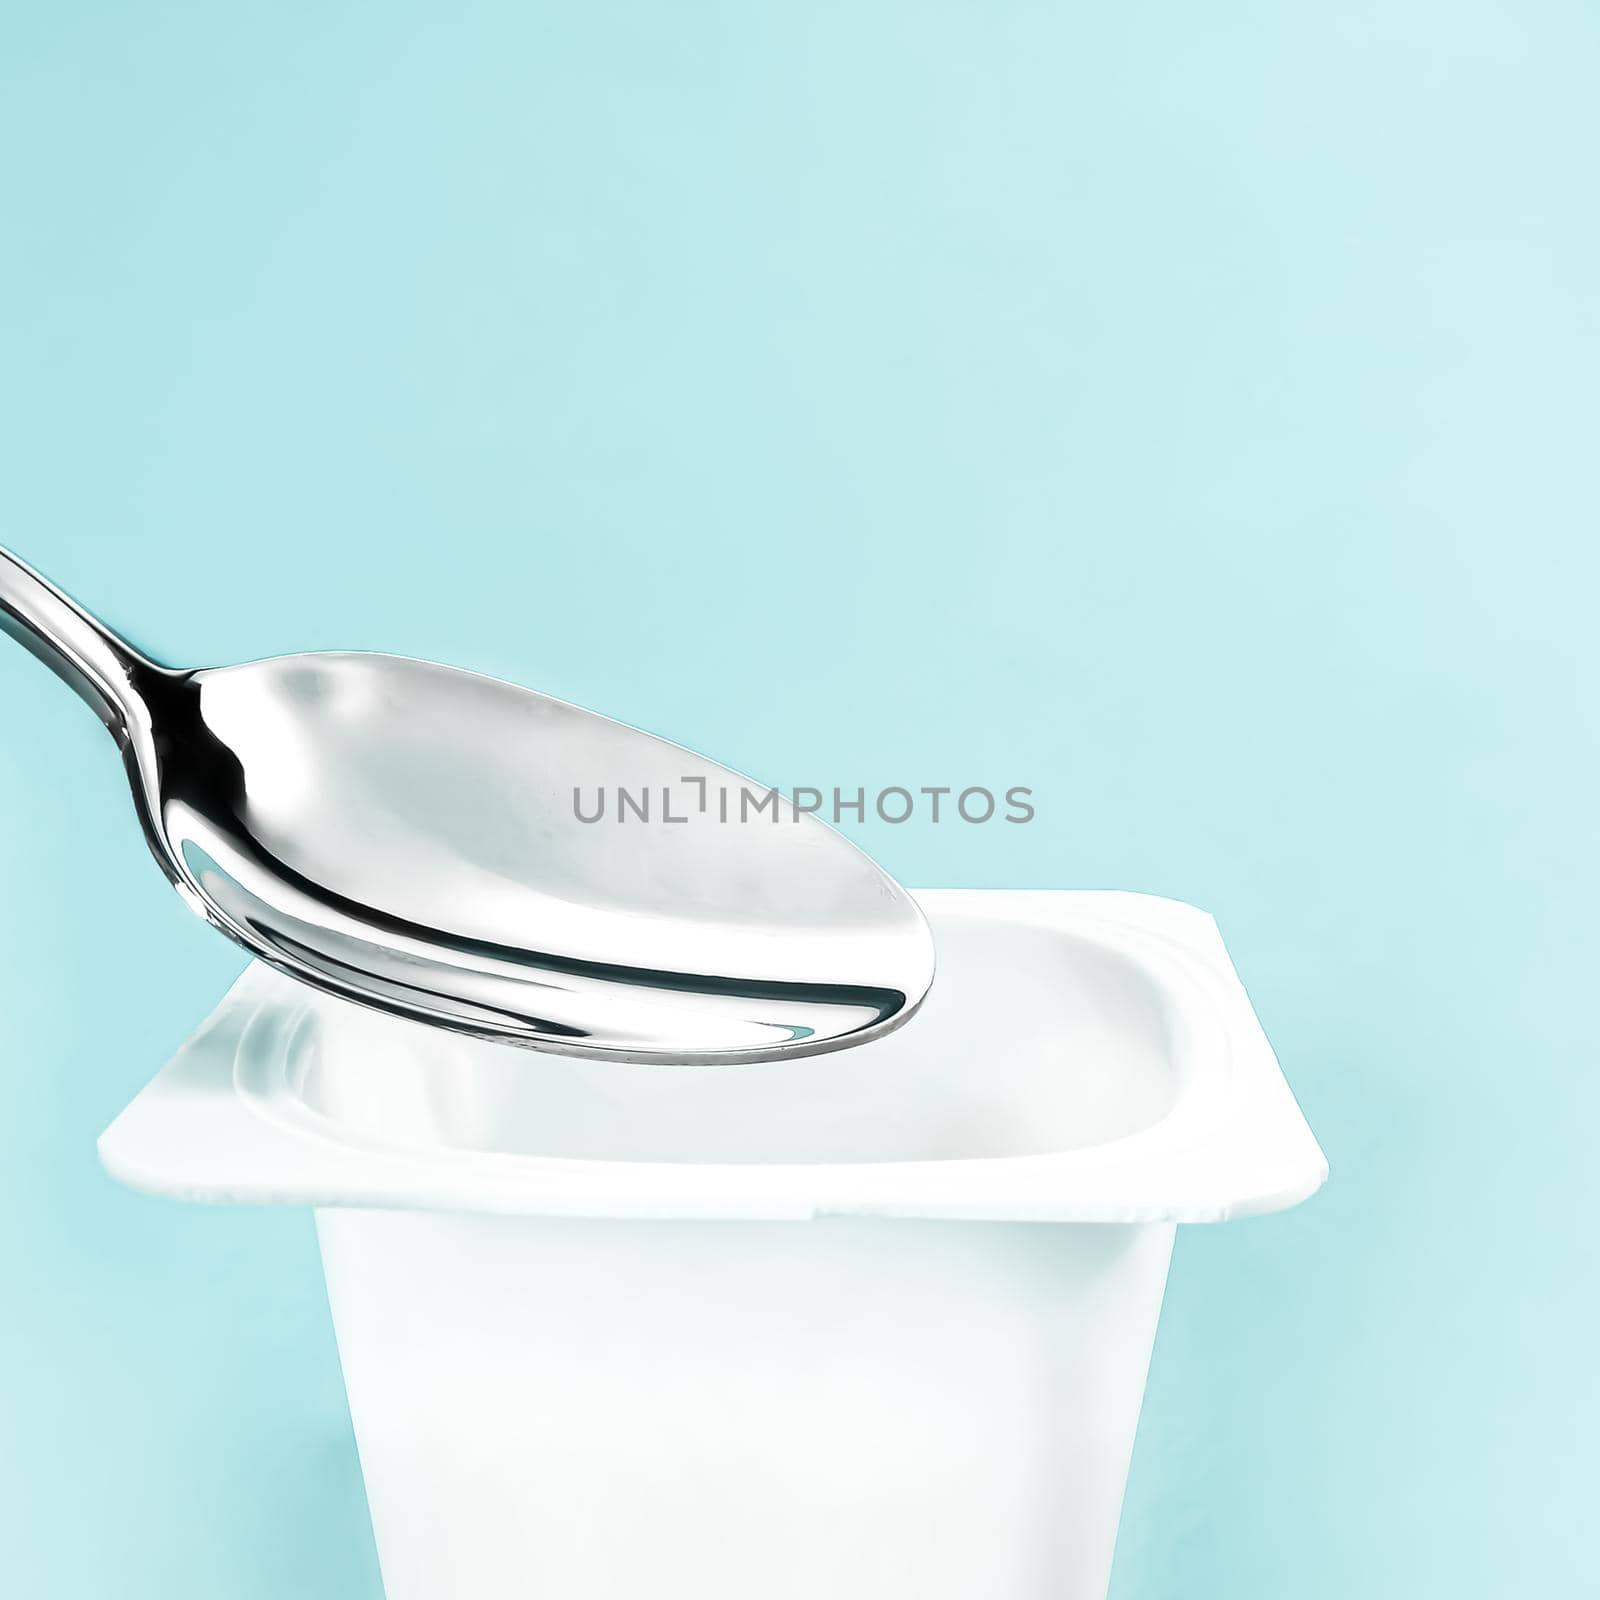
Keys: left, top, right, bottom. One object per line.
{"left": 0, "top": 544, "right": 934, "bottom": 1063}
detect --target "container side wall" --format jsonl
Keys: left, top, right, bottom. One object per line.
{"left": 315, "top": 1210, "right": 1174, "bottom": 1600}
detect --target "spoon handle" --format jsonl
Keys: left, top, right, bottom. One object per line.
{"left": 0, "top": 544, "right": 159, "bottom": 740}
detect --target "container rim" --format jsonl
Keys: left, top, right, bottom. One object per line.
{"left": 98, "top": 890, "right": 1328, "bottom": 1224}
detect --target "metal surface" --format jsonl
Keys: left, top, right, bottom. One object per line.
{"left": 0, "top": 544, "right": 935, "bottom": 1062}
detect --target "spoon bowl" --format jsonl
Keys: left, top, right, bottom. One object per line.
{"left": 0, "top": 546, "right": 934, "bottom": 1062}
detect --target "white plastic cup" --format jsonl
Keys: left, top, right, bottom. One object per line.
{"left": 101, "top": 891, "right": 1325, "bottom": 1600}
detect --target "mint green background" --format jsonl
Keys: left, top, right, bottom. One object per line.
{"left": 2, "top": 3, "right": 1596, "bottom": 1595}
